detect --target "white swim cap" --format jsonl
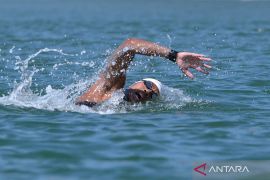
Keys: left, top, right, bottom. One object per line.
{"left": 143, "top": 78, "right": 162, "bottom": 94}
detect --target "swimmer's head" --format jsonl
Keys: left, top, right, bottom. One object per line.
{"left": 123, "top": 78, "right": 162, "bottom": 103}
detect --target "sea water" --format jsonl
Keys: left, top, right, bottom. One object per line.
{"left": 0, "top": 0, "right": 270, "bottom": 179}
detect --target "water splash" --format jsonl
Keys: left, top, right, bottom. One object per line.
{"left": 166, "top": 34, "right": 172, "bottom": 48}
{"left": 9, "top": 46, "right": 15, "bottom": 54}
{"left": 14, "top": 48, "right": 71, "bottom": 73}
{"left": 0, "top": 48, "right": 195, "bottom": 114}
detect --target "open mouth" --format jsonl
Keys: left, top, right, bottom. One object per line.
{"left": 135, "top": 92, "right": 142, "bottom": 100}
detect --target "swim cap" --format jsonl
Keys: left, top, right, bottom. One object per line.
{"left": 143, "top": 78, "right": 162, "bottom": 94}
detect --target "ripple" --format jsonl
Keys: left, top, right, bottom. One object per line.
{"left": 1, "top": 0, "right": 270, "bottom": 179}
{"left": 248, "top": 80, "right": 270, "bottom": 87}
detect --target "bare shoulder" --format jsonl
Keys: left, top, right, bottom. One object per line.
{"left": 76, "top": 74, "right": 126, "bottom": 104}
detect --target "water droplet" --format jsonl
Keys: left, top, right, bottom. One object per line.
{"left": 123, "top": 47, "right": 129, "bottom": 52}
{"left": 9, "top": 46, "right": 15, "bottom": 54}
{"left": 80, "top": 50, "right": 86, "bottom": 55}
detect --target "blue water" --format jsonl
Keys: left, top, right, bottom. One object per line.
{"left": 0, "top": 0, "right": 270, "bottom": 179}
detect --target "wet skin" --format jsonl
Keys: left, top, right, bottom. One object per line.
{"left": 76, "top": 38, "right": 211, "bottom": 105}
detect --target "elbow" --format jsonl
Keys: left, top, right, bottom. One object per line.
{"left": 123, "top": 38, "right": 137, "bottom": 46}
{"left": 121, "top": 38, "right": 137, "bottom": 53}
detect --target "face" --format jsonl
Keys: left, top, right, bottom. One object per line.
{"left": 123, "top": 81, "right": 160, "bottom": 103}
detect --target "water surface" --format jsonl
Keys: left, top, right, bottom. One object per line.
{"left": 0, "top": 0, "right": 270, "bottom": 179}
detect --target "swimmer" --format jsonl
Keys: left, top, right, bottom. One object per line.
{"left": 76, "top": 38, "right": 211, "bottom": 107}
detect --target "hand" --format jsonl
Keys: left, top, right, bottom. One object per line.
{"left": 176, "top": 52, "right": 212, "bottom": 79}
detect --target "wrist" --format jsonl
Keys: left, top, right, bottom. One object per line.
{"left": 166, "top": 49, "right": 178, "bottom": 63}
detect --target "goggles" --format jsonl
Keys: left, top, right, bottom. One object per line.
{"left": 143, "top": 80, "right": 158, "bottom": 99}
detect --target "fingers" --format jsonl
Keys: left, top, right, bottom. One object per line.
{"left": 181, "top": 66, "right": 211, "bottom": 79}
{"left": 181, "top": 68, "right": 194, "bottom": 79}
{"left": 195, "top": 67, "right": 209, "bottom": 74}
{"left": 203, "top": 64, "right": 212, "bottom": 69}
{"left": 190, "top": 53, "right": 212, "bottom": 61}
{"left": 199, "top": 57, "right": 212, "bottom": 61}
{"left": 190, "top": 53, "right": 205, "bottom": 57}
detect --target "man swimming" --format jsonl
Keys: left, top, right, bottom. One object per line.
{"left": 76, "top": 38, "right": 211, "bottom": 107}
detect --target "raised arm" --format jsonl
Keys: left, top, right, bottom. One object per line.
{"left": 103, "top": 38, "right": 173, "bottom": 87}
{"left": 76, "top": 38, "right": 211, "bottom": 104}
